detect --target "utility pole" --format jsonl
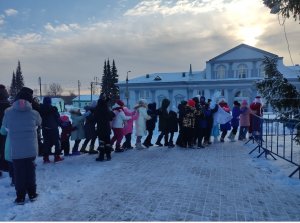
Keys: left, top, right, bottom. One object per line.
{"left": 90, "top": 76, "right": 100, "bottom": 102}
{"left": 126, "top": 71, "right": 131, "bottom": 108}
{"left": 38, "top": 76, "right": 42, "bottom": 100}
{"left": 78, "top": 80, "right": 81, "bottom": 108}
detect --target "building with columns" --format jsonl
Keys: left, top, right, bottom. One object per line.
{"left": 118, "top": 44, "right": 300, "bottom": 110}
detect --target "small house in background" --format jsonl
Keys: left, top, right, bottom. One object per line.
{"left": 72, "top": 95, "right": 99, "bottom": 109}
{"left": 39, "top": 97, "right": 65, "bottom": 112}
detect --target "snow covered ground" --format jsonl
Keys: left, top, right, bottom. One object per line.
{"left": 1, "top": 131, "right": 300, "bottom": 221}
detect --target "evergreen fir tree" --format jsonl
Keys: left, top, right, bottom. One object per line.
{"left": 110, "top": 59, "right": 119, "bottom": 102}
{"left": 9, "top": 71, "right": 17, "bottom": 98}
{"left": 101, "top": 60, "right": 110, "bottom": 97}
{"left": 256, "top": 56, "right": 300, "bottom": 143}
{"left": 15, "top": 60, "right": 24, "bottom": 93}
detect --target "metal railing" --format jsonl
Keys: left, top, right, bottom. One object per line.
{"left": 245, "top": 114, "right": 300, "bottom": 178}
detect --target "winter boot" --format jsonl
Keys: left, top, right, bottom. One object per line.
{"left": 227, "top": 132, "right": 233, "bottom": 140}
{"left": 114, "top": 145, "right": 124, "bottom": 153}
{"left": 96, "top": 144, "right": 105, "bottom": 161}
{"left": 15, "top": 192, "right": 25, "bottom": 205}
{"left": 230, "top": 133, "right": 236, "bottom": 142}
{"left": 29, "top": 193, "right": 38, "bottom": 202}
{"left": 54, "top": 155, "right": 64, "bottom": 162}
{"left": 135, "top": 143, "right": 143, "bottom": 149}
{"left": 155, "top": 135, "right": 163, "bottom": 147}
{"left": 105, "top": 145, "right": 112, "bottom": 161}
{"left": 142, "top": 141, "right": 150, "bottom": 148}
{"left": 168, "top": 142, "right": 175, "bottom": 148}
{"left": 43, "top": 155, "right": 51, "bottom": 164}
{"left": 213, "top": 137, "right": 218, "bottom": 143}
{"left": 79, "top": 143, "right": 88, "bottom": 153}
{"left": 96, "top": 151, "right": 105, "bottom": 161}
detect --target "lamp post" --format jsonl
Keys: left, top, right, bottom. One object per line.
{"left": 90, "top": 77, "right": 100, "bottom": 102}
{"left": 126, "top": 70, "right": 131, "bottom": 108}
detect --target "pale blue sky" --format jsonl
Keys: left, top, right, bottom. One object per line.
{"left": 0, "top": 0, "right": 299, "bottom": 94}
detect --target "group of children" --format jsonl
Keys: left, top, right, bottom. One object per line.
{"left": 57, "top": 95, "right": 263, "bottom": 156}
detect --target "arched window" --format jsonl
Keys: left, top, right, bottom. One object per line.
{"left": 259, "top": 64, "right": 266, "bottom": 78}
{"left": 234, "top": 90, "right": 248, "bottom": 97}
{"left": 174, "top": 94, "right": 185, "bottom": 109}
{"left": 237, "top": 64, "right": 247, "bottom": 78}
{"left": 157, "top": 95, "right": 166, "bottom": 107}
{"left": 216, "top": 65, "right": 226, "bottom": 79}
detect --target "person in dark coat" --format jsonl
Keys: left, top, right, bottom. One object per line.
{"left": 176, "top": 100, "right": 187, "bottom": 147}
{"left": 31, "top": 97, "right": 43, "bottom": 156}
{"left": 193, "top": 96, "right": 206, "bottom": 147}
{"left": 203, "top": 99, "right": 218, "bottom": 145}
{"left": 2, "top": 87, "right": 42, "bottom": 204}
{"left": 39, "top": 97, "right": 63, "bottom": 163}
{"left": 143, "top": 102, "right": 157, "bottom": 148}
{"left": 0, "top": 84, "right": 10, "bottom": 177}
{"left": 228, "top": 101, "right": 241, "bottom": 142}
{"left": 94, "top": 93, "right": 115, "bottom": 161}
{"left": 167, "top": 109, "right": 178, "bottom": 148}
{"left": 181, "top": 99, "right": 200, "bottom": 148}
{"left": 155, "top": 98, "right": 170, "bottom": 147}
{"left": 80, "top": 102, "right": 98, "bottom": 154}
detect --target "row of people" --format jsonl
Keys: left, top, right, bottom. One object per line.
{"left": 0, "top": 83, "right": 263, "bottom": 204}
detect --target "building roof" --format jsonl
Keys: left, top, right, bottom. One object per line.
{"left": 72, "top": 95, "right": 99, "bottom": 101}
{"left": 119, "top": 71, "right": 206, "bottom": 85}
{"left": 208, "top": 43, "right": 278, "bottom": 62}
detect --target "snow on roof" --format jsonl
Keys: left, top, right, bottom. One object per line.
{"left": 39, "top": 97, "right": 64, "bottom": 103}
{"left": 72, "top": 95, "right": 99, "bottom": 101}
{"left": 277, "top": 60, "right": 300, "bottom": 78}
{"left": 119, "top": 71, "right": 205, "bottom": 84}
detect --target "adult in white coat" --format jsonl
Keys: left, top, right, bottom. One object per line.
{"left": 134, "top": 99, "right": 151, "bottom": 149}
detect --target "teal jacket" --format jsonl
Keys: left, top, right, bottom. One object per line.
{"left": 0, "top": 125, "right": 11, "bottom": 162}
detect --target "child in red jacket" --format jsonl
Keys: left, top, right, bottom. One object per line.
{"left": 60, "top": 115, "right": 73, "bottom": 156}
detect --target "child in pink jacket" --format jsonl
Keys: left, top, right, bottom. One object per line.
{"left": 122, "top": 106, "right": 138, "bottom": 150}
{"left": 238, "top": 100, "right": 250, "bottom": 140}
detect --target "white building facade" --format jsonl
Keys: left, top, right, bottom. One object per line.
{"left": 118, "top": 44, "right": 300, "bottom": 110}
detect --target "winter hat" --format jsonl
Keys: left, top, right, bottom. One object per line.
{"left": 200, "top": 96, "right": 206, "bottom": 102}
{"left": 187, "top": 99, "right": 195, "bottom": 107}
{"left": 116, "top": 99, "right": 124, "bottom": 107}
{"left": 233, "top": 100, "right": 240, "bottom": 106}
{"left": 241, "top": 100, "right": 248, "bottom": 106}
{"left": 43, "top": 96, "right": 52, "bottom": 105}
{"left": 0, "top": 84, "right": 9, "bottom": 100}
{"left": 60, "top": 115, "right": 69, "bottom": 122}
{"left": 254, "top": 96, "right": 262, "bottom": 103}
{"left": 15, "top": 87, "right": 33, "bottom": 103}
{"left": 138, "top": 99, "right": 147, "bottom": 106}
{"left": 180, "top": 100, "right": 187, "bottom": 106}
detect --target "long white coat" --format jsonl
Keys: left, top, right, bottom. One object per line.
{"left": 135, "top": 106, "right": 151, "bottom": 136}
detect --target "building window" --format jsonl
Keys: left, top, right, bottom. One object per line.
{"left": 157, "top": 95, "right": 166, "bottom": 107}
{"left": 140, "top": 90, "right": 150, "bottom": 99}
{"left": 237, "top": 64, "right": 248, "bottom": 78}
{"left": 259, "top": 64, "right": 266, "bottom": 77}
{"left": 174, "top": 94, "right": 185, "bottom": 109}
{"left": 234, "top": 90, "right": 248, "bottom": 97}
{"left": 198, "top": 90, "right": 204, "bottom": 96}
{"left": 216, "top": 65, "right": 226, "bottom": 79}
{"left": 154, "top": 76, "right": 161, "bottom": 81}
